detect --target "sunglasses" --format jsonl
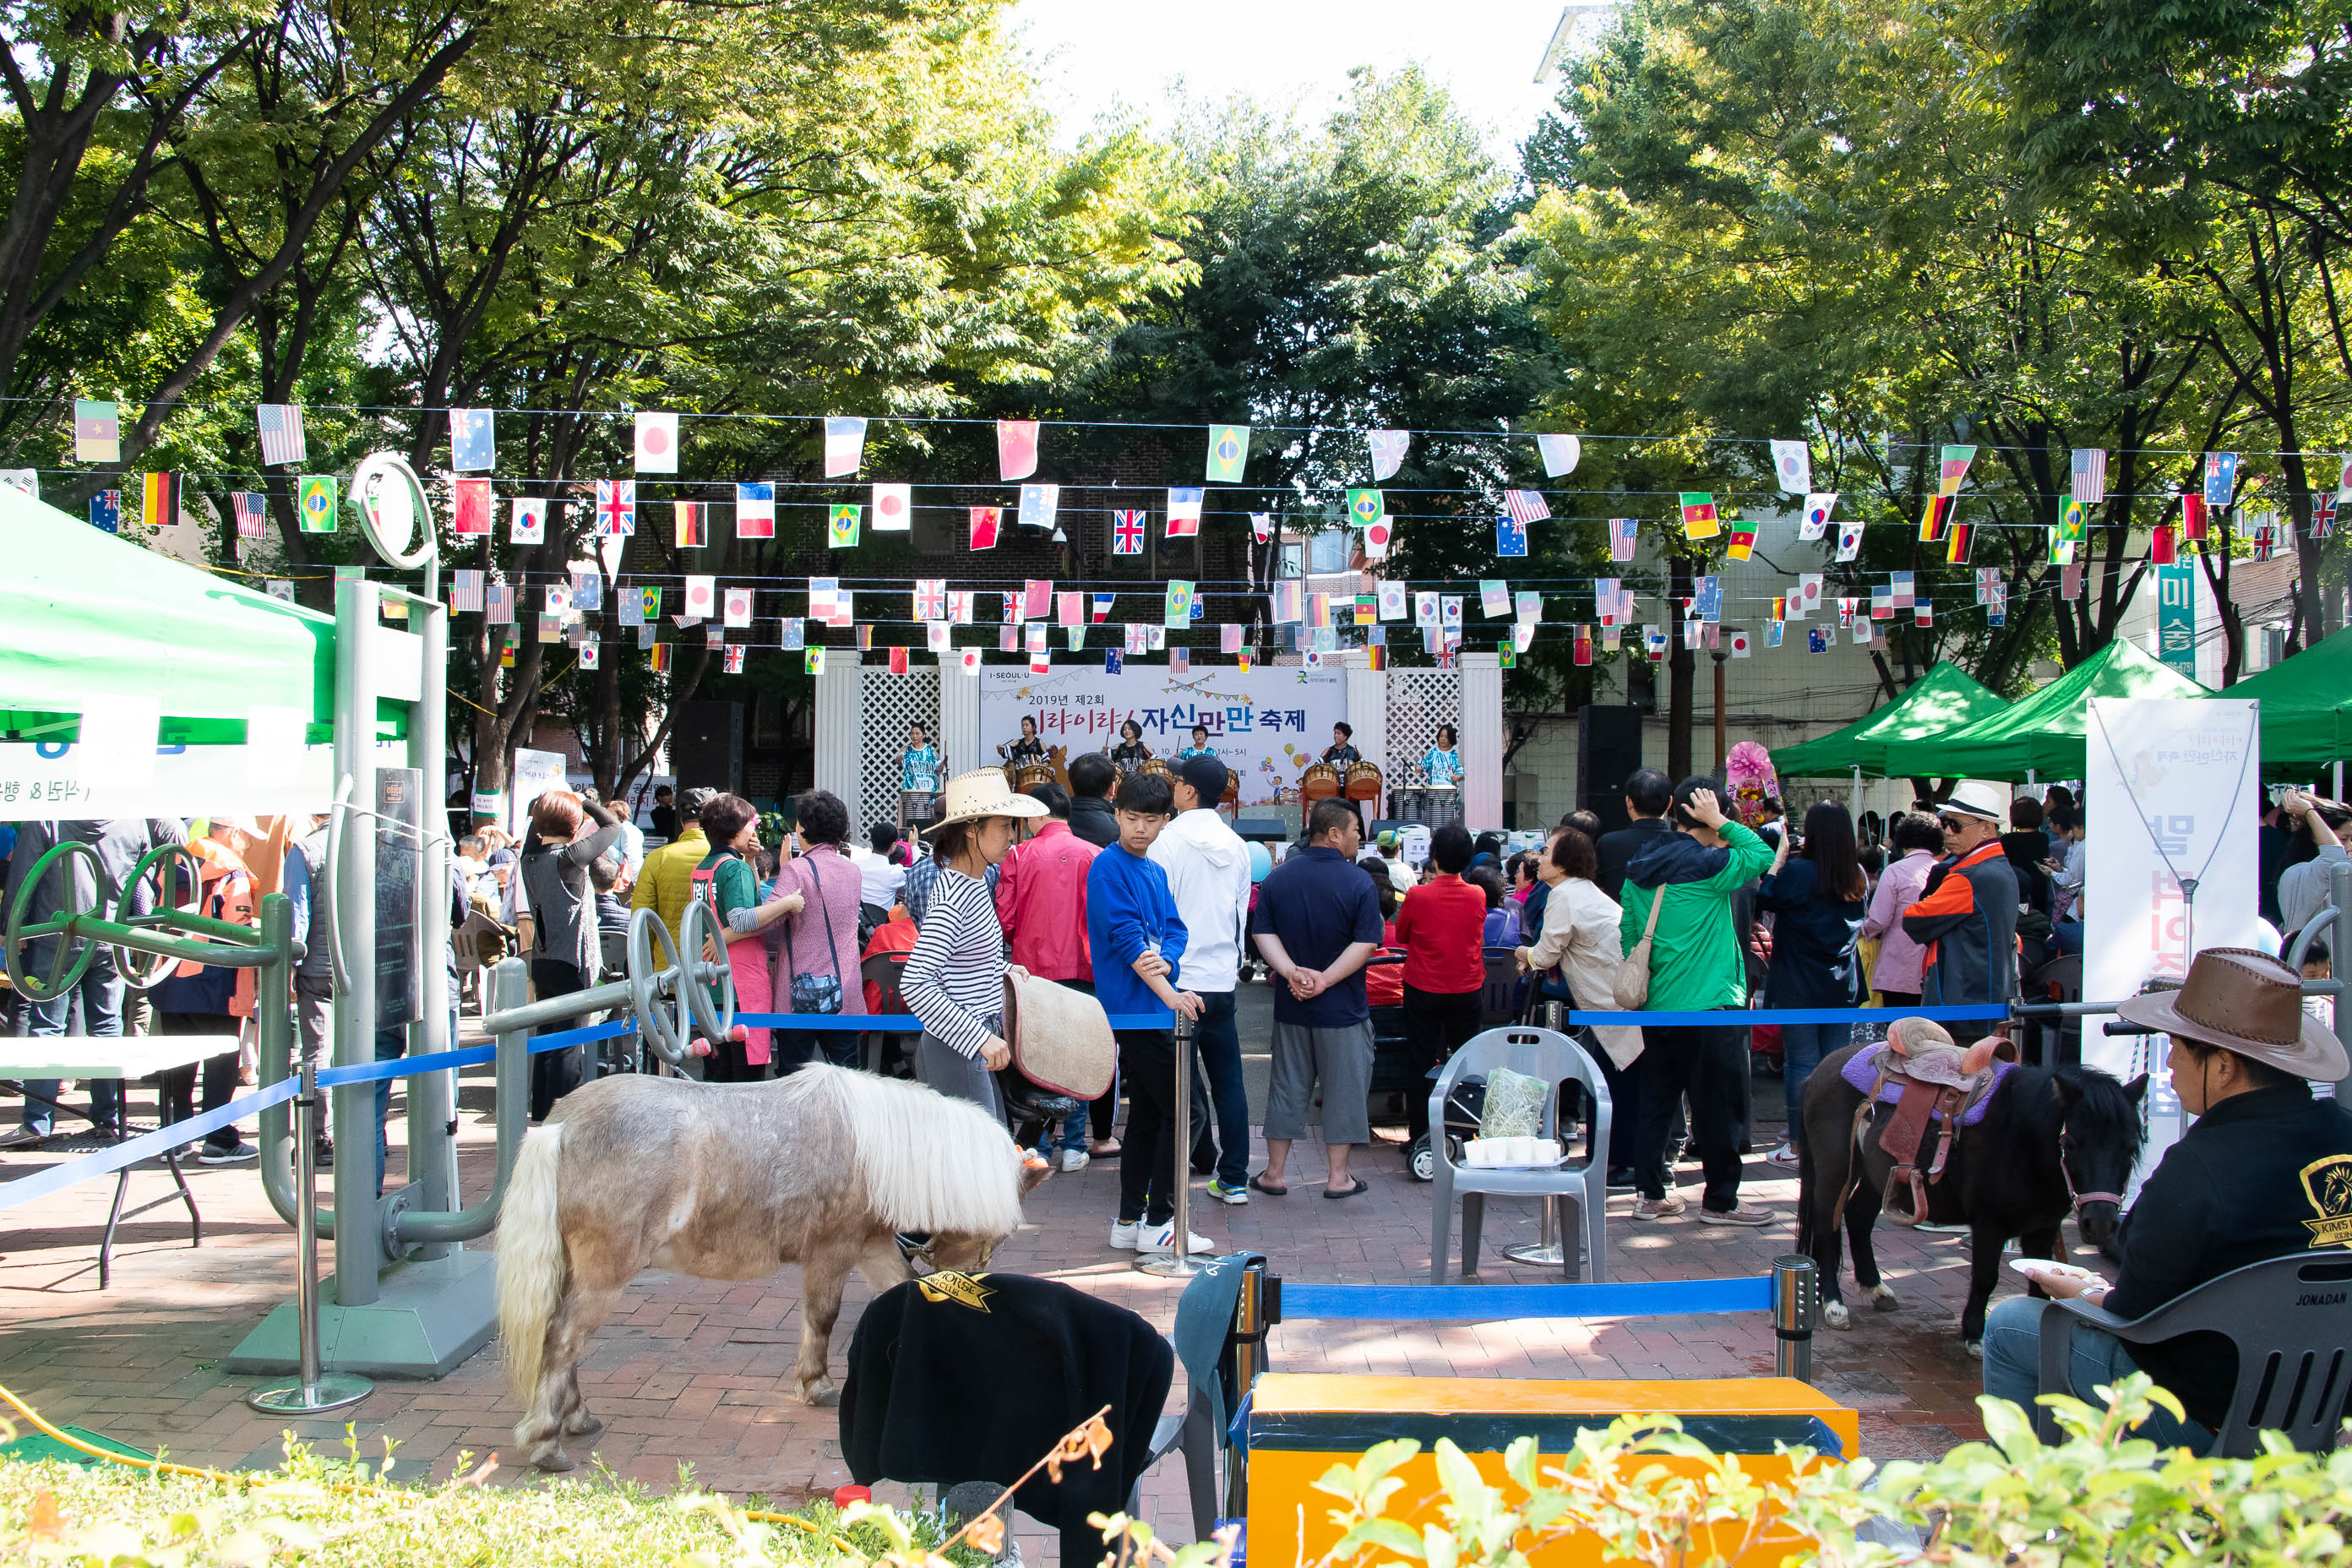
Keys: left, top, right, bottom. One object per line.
{"left": 1939, "top": 815, "right": 1985, "bottom": 832}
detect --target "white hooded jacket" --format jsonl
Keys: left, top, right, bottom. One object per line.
{"left": 1147, "top": 807, "right": 1253, "bottom": 993}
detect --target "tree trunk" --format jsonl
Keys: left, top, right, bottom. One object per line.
{"left": 1666, "top": 552, "right": 1693, "bottom": 781}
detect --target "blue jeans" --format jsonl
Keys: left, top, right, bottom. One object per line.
{"left": 1190, "top": 990, "right": 1250, "bottom": 1188}
{"left": 1979, "top": 1294, "right": 2213, "bottom": 1450}
{"left": 18, "top": 955, "right": 126, "bottom": 1135}
{"left": 1778, "top": 1021, "right": 1841, "bottom": 1135}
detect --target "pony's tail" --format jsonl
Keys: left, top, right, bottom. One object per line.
{"left": 497, "top": 1123, "right": 568, "bottom": 1426}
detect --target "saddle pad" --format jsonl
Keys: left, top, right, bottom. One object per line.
{"left": 1839, "top": 1051, "right": 2014, "bottom": 1127}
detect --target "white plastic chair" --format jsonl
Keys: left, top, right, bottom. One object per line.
{"left": 1429, "top": 1026, "right": 1612, "bottom": 1283}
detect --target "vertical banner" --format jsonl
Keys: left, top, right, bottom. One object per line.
{"left": 2083, "top": 697, "right": 2263, "bottom": 1177}
{"left": 2153, "top": 564, "right": 2198, "bottom": 678}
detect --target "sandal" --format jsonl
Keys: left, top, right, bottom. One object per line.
{"left": 1323, "top": 1178, "right": 1369, "bottom": 1200}
{"left": 1247, "top": 1173, "right": 1288, "bottom": 1196}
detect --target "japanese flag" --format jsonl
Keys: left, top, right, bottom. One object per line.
{"left": 634, "top": 410, "right": 678, "bottom": 473}
{"left": 723, "top": 587, "right": 753, "bottom": 627}
{"left": 683, "top": 575, "right": 716, "bottom": 619}
{"left": 872, "top": 482, "right": 912, "bottom": 531}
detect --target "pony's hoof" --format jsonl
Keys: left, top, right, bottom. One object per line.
{"left": 562, "top": 1411, "right": 603, "bottom": 1437}
{"left": 1822, "top": 1299, "right": 1851, "bottom": 1331}
{"left": 798, "top": 1376, "right": 839, "bottom": 1407}
{"left": 1964, "top": 1339, "right": 1984, "bottom": 1360}
{"left": 528, "top": 1443, "right": 574, "bottom": 1472}
{"left": 1870, "top": 1284, "right": 1899, "bottom": 1311}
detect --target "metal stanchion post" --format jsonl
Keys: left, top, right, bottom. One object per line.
{"left": 1222, "top": 1259, "right": 1266, "bottom": 1521}
{"left": 249, "top": 1058, "right": 372, "bottom": 1414}
{"left": 1139, "top": 1008, "right": 1206, "bottom": 1278}
{"left": 1772, "top": 1253, "right": 1818, "bottom": 1385}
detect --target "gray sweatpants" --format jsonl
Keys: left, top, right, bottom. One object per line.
{"left": 1264, "top": 1019, "right": 1374, "bottom": 1146}
{"left": 916, "top": 1032, "right": 1005, "bottom": 1124}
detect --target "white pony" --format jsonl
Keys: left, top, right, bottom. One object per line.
{"left": 497, "top": 1064, "right": 1047, "bottom": 1470}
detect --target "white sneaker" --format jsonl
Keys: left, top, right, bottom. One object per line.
{"left": 1766, "top": 1142, "right": 1800, "bottom": 1169}
{"left": 1136, "top": 1222, "right": 1212, "bottom": 1255}
{"left": 1109, "top": 1219, "right": 1139, "bottom": 1250}
{"left": 1059, "top": 1148, "right": 1090, "bottom": 1173}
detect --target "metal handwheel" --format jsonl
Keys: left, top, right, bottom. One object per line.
{"left": 3, "top": 841, "right": 109, "bottom": 1002}
{"left": 626, "top": 906, "right": 694, "bottom": 1067}
{"left": 112, "top": 841, "right": 208, "bottom": 991}
{"left": 677, "top": 898, "right": 737, "bottom": 1047}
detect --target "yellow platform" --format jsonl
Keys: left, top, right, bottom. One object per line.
{"left": 1245, "top": 1374, "right": 1859, "bottom": 1568}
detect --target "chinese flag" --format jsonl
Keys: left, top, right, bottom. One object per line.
{"left": 2152, "top": 522, "right": 2176, "bottom": 565}
{"left": 889, "top": 645, "right": 909, "bottom": 674}
{"left": 2180, "top": 493, "right": 2207, "bottom": 541}
{"left": 1574, "top": 627, "right": 1593, "bottom": 666}
{"left": 969, "top": 506, "right": 1001, "bottom": 550}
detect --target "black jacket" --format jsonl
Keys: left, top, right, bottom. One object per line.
{"left": 2108, "top": 1084, "right": 2352, "bottom": 1429}
{"left": 841, "top": 1271, "right": 1173, "bottom": 1568}
{"left": 1594, "top": 816, "right": 1673, "bottom": 902}
{"left": 1902, "top": 841, "right": 2020, "bottom": 1008}
{"left": 1068, "top": 794, "right": 1118, "bottom": 849}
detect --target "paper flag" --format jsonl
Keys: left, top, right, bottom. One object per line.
{"left": 825, "top": 416, "right": 867, "bottom": 476}
{"left": 1596, "top": 578, "right": 1620, "bottom": 625}
{"left": 2151, "top": 522, "right": 2176, "bottom": 564}
{"left": 1344, "top": 487, "right": 1385, "bottom": 531}
{"left": 634, "top": 410, "right": 678, "bottom": 472}
{"left": 1414, "top": 591, "right": 1439, "bottom": 627}
{"left": 872, "top": 482, "right": 912, "bottom": 532}
{"left": 682, "top": 575, "right": 716, "bottom": 619}
{"left": 1250, "top": 512, "right": 1272, "bottom": 544}
{"left": 256, "top": 403, "right": 307, "bottom": 466}
{"left": 1112, "top": 509, "right": 1146, "bottom": 554}
{"left": 927, "top": 622, "right": 951, "bottom": 653}
{"left": 1730, "top": 629, "right": 1753, "bottom": 657}
{"left": 1017, "top": 483, "right": 1059, "bottom": 529}
{"left": 498, "top": 495, "right": 539, "bottom": 544}
{"left": 1368, "top": 429, "right": 1410, "bottom": 481}
{"left": 1220, "top": 623, "right": 1244, "bottom": 655}
{"left": 1055, "top": 591, "right": 1081, "bottom": 627}
{"left": 959, "top": 647, "right": 982, "bottom": 674}
{"left": 1307, "top": 593, "right": 1331, "bottom": 630}
{"left": 1206, "top": 423, "right": 1249, "bottom": 482}
{"left": 1835, "top": 517, "right": 1865, "bottom": 562}
{"left": 2203, "top": 450, "right": 2238, "bottom": 507}
{"left": 2057, "top": 491, "right": 2088, "bottom": 544}
{"left": 805, "top": 648, "right": 826, "bottom": 675}
{"left": 1919, "top": 493, "right": 1951, "bottom": 542}
{"left": 1166, "top": 487, "right": 1204, "bottom": 536}
{"left": 1770, "top": 438, "right": 1810, "bottom": 494}
{"left": 596, "top": 478, "right": 635, "bottom": 536}
{"left": 1767, "top": 622, "right": 1784, "bottom": 649}
{"left": 1377, "top": 580, "right": 1407, "bottom": 621}
{"left": 884, "top": 645, "right": 908, "bottom": 675}
{"left": 640, "top": 585, "right": 663, "bottom": 623}
{"left": 486, "top": 584, "right": 514, "bottom": 624}
{"left": 296, "top": 474, "right": 335, "bottom": 533}
{"left": 1793, "top": 574, "right": 1823, "bottom": 617}
{"left": 1503, "top": 489, "right": 1550, "bottom": 525}
{"left": 1237, "top": 651, "right": 1252, "bottom": 672}
{"left": 446, "top": 407, "right": 494, "bottom": 472}
{"left": 86, "top": 491, "right": 118, "bottom": 532}
{"left": 1478, "top": 580, "right": 1510, "bottom": 618}
{"left": 1104, "top": 648, "right": 1124, "bottom": 673}
{"left": 912, "top": 579, "right": 947, "bottom": 621}
{"left": 1571, "top": 625, "right": 1592, "bottom": 666}
{"left": 827, "top": 504, "right": 861, "bottom": 547}
{"left": 73, "top": 398, "right": 118, "bottom": 462}
{"left": 1678, "top": 492, "right": 1718, "bottom": 539}
{"left": 826, "top": 591, "right": 854, "bottom": 629}
{"left": 226, "top": 490, "right": 263, "bottom": 542}
{"left": 1092, "top": 592, "right": 1113, "bottom": 623}
{"left": 1022, "top": 580, "right": 1052, "bottom": 619}
{"left": 1516, "top": 591, "right": 1543, "bottom": 623}
{"left": 1889, "top": 570, "right": 1914, "bottom": 608}
{"left": 1946, "top": 521, "right": 1974, "bottom": 564}
{"left": 1726, "top": 523, "right": 1757, "bottom": 562}
{"left": 721, "top": 586, "right": 751, "bottom": 627}
{"left": 2060, "top": 563, "right": 2082, "bottom": 601}
{"left": 451, "top": 477, "right": 493, "bottom": 535}
{"left": 1690, "top": 575, "right": 1722, "bottom": 622}
{"left": 646, "top": 642, "right": 670, "bottom": 673}
{"left": 1808, "top": 628, "right": 1829, "bottom": 654}
{"left": 999, "top": 625, "right": 1018, "bottom": 651}
{"left": 1164, "top": 580, "right": 1195, "bottom": 627}
{"left": 618, "top": 586, "right": 643, "bottom": 628}
{"left": 1496, "top": 515, "right": 1527, "bottom": 557}
{"left": 1124, "top": 623, "right": 1146, "bottom": 654}
{"left": 2067, "top": 448, "right": 2105, "bottom": 505}
{"left": 998, "top": 419, "right": 1039, "bottom": 481}
{"left": 2180, "top": 492, "right": 2207, "bottom": 540}
{"left": 1272, "top": 580, "right": 1304, "bottom": 623}
{"left": 1608, "top": 516, "right": 1637, "bottom": 561}
{"left": 1938, "top": 444, "right": 1976, "bottom": 497}
{"left": 968, "top": 505, "right": 1001, "bottom": 550}
{"left": 1799, "top": 493, "right": 1837, "bottom": 541}
{"left": 735, "top": 482, "right": 775, "bottom": 539}
{"left": 1535, "top": 433, "right": 1580, "bottom": 477}
{"left": 674, "top": 500, "right": 705, "bottom": 549}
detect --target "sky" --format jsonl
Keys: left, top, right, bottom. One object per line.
{"left": 1009, "top": 0, "right": 1592, "bottom": 155}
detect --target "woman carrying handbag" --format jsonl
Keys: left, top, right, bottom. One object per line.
{"left": 765, "top": 789, "right": 868, "bottom": 1071}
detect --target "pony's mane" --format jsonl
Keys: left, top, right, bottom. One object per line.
{"left": 2051, "top": 1064, "right": 2147, "bottom": 1152}
{"left": 791, "top": 1064, "right": 1027, "bottom": 1237}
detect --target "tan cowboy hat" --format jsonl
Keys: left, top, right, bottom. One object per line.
{"left": 2116, "top": 946, "right": 2349, "bottom": 1082}
{"left": 924, "top": 768, "right": 1049, "bottom": 836}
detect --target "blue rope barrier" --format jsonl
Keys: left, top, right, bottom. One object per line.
{"left": 0, "top": 1080, "right": 298, "bottom": 1214}
{"left": 734, "top": 1012, "right": 1177, "bottom": 1031}
{"left": 1279, "top": 1276, "right": 1774, "bottom": 1322}
{"left": 1565, "top": 1004, "right": 2008, "bottom": 1027}
{"left": 317, "top": 1045, "right": 496, "bottom": 1086}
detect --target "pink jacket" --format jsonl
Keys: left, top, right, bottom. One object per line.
{"left": 1861, "top": 848, "right": 1936, "bottom": 995}
{"left": 994, "top": 820, "right": 1097, "bottom": 983}
{"left": 767, "top": 845, "right": 868, "bottom": 1015}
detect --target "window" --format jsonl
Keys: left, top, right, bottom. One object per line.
{"left": 753, "top": 690, "right": 783, "bottom": 749}
{"left": 1305, "top": 530, "right": 1350, "bottom": 573}
{"left": 1279, "top": 542, "right": 1304, "bottom": 579}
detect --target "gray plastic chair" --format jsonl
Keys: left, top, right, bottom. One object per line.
{"left": 1429, "top": 1026, "right": 1612, "bottom": 1284}
{"left": 1128, "top": 1252, "right": 1260, "bottom": 1541}
{"left": 2034, "top": 1250, "right": 2352, "bottom": 1454}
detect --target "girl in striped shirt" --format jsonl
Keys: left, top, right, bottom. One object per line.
{"left": 901, "top": 770, "right": 1048, "bottom": 1117}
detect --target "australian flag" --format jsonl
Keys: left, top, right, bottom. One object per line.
{"left": 451, "top": 408, "right": 496, "bottom": 471}
{"left": 1495, "top": 514, "right": 1527, "bottom": 557}
{"left": 1104, "top": 649, "right": 1122, "bottom": 673}
{"left": 87, "top": 491, "right": 120, "bottom": 533}
{"left": 1808, "top": 628, "right": 1828, "bottom": 654}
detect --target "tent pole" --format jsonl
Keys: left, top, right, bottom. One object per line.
{"left": 2335, "top": 760, "right": 2343, "bottom": 800}
{"left": 1852, "top": 765, "right": 1862, "bottom": 819}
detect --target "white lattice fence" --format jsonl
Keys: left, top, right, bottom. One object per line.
{"left": 1387, "top": 668, "right": 1462, "bottom": 787}
{"left": 855, "top": 668, "right": 942, "bottom": 834}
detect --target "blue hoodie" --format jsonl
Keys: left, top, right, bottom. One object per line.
{"left": 1086, "top": 844, "right": 1188, "bottom": 1021}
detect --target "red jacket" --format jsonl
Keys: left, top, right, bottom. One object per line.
{"left": 994, "top": 820, "right": 1099, "bottom": 983}
{"left": 1393, "top": 874, "right": 1487, "bottom": 994}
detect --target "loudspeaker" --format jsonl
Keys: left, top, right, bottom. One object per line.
{"left": 1577, "top": 705, "right": 1645, "bottom": 836}
{"left": 672, "top": 700, "right": 743, "bottom": 797}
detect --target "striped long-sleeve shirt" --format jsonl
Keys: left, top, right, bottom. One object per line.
{"left": 901, "top": 866, "right": 1006, "bottom": 1058}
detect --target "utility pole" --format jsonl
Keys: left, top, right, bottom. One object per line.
{"left": 1712, "top": 648, "right": 1729, "bottom": 773}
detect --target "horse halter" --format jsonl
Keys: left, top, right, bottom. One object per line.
{"left": 2057, "top": 1132, "right": 2124, "bottom": 1213}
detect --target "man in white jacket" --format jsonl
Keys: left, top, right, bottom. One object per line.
{"left": 1151, "top": 755, "right": 1256, "bottom": 1204}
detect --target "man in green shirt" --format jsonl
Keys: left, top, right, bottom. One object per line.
{"left": 1617, "top": 779, "right": 1775, "bottom": 1225}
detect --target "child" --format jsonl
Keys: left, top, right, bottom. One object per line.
{"left": 1086, "top": 771, "right": 1206, "bottom": 1255}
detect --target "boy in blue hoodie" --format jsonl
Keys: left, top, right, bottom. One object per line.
{"left": 1086, "top": 771, "right": 1204, "bottom": 1255}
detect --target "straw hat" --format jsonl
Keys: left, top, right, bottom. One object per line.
{"left": 2115, "top": 947, "right": 2348, "bottom": 1082}
{"left": 925, "top": 768, "right": 1049, "bottom": 835}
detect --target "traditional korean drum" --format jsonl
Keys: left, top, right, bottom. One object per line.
{"left": 1013, "top": 763, "right": 1056, "bottom": 792}
{"left": 1140, "top": 758, "right": 1172, "bottom": 781}
{"left": 1222, "top": 770, "right": 1240, "bottom": 806}
{"left": 1301, "top": 762, "right": 1342, "bottom": 801}
{"left": 1344, "top": 760, "right": 1383, "bottom": 802}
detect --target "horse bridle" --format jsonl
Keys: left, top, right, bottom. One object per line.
{"left": 2057, "top": 1131, "right": 2124, "bottom": 1214}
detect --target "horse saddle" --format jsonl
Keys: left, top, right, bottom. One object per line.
{"left": 1854, "top": 1021, "right": 2013, "bottom": 1228}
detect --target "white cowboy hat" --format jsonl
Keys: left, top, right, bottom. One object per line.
{"left": 925, "top": 768, "right": 1049, "bottom": 835}
{"left": 1940, "top": 780, "right": 2006, "bottom": 821}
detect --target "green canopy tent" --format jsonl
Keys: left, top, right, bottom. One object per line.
{"left": 2218, "top": 625, "right": 2352, "bottom": 775}
{"left": 1874, "top": 638, "right": 2208, "bottom": 783}
{"left": 1772, "top": 662, "right": 2006, "bottom": 780}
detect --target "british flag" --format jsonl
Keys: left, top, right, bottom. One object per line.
{"left": 1503, "top": 489, "right": 1551, "bottom": 525}
{"left": 1113, "top": 509, "right": 1146, "bottom": 555}
{"left": 596, "top": 478, "right": 635, "bottom": 536}
{"left": 256, "top": 403, "right": 307, "bottom": 466}
{"left": 2312, "top": 493, "right": 2337, "bottom": 542}
{"left": 232, "top": 491, "right": 267, "bottom": 539}
{"left": 914, "top": 578, "right": 947, "bottom": 620}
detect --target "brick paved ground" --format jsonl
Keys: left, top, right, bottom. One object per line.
{"left": 0, "top": 1030, "right": 2056, "bottom": 1551}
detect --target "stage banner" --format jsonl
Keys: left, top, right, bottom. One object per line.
{"left": 0, "top": 738, "right": 406, "bottom": 817}
{"left": 2083, "top": 696, "right": 2263, "bottom": 1180}
{"left": 981, "top": 664, "right": 1343, "bottom": 809}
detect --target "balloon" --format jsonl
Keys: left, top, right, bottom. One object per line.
{"left": 1248, "top": 842, "right": 1272, "bottom": 884}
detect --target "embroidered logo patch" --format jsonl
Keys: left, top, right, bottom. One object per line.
{"left": 915, "top": 1271, "right": 995, "bottom": 1312}
{"left": 2299, "top": 1155, "right": 2352, "bottom": 1249}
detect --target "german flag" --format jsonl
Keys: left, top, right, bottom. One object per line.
{"left": 1919, "top": 494, "right": 1951, "bottom": 542}
{"left": 142, "top": 471, "right": 179, "bottom": 530}
{"left": 649, "top": 642, "right": 672, "bottom": 672}
{"left": 674, "top": 501, "right": 704, "bottom": 549}
{"left": 1945, "top": 520, "right": 1974, "bottom": 564}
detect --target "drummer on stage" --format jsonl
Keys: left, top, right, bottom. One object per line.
{"left": 1104, "top": 717, "right": 1156, "bottom": 777}
{"left": 1321, "top": 722, "right": 1361, "bottom": 766}
{"left": 997, "top": 714, "right": 1047, "bottom": 769}
{"left": 1423, "top": 725, "right": 1462, "bottom": 788}
{"left": 1176, "top": 723, "right": 1217, "bottom": 760}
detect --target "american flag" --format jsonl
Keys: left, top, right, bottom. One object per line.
{"left": 256, "top": 404, "right": 307, "bottom": 466}
{"left": 1171, "top": 647, "right": 1190, "bottom": 674}
{"left": 452, "top": 569, "right": 484, "bottom": 612}
{"left": 486, "top": 584, "right": 514, "bottom": 623}
{"left": 2071, "top": 448, "right": 2105, "bottom": 504}
{"left": 914, "top": 578, "right": 947, "bottom": 620}
{"left": 1503, "top": 489, "right": 1551, "bottom": 525}
{"left": 1113, "top": 509, "right": 1146, "bottom": 554}
{"left": 232, "top": 491, "right": 266, "bottom": 539}
{"left": 1608, "top": 516, "right": 1637, "bottom": 561}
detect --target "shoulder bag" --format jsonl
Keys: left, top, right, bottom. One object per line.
{"left": 782, "top": 855, "right": 845, "bottom": 1015}
{"left": 1611, "top": 880, "right": 1669, "bottom": 1010}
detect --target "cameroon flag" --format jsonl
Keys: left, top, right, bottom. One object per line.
{"left": 1678, "top": 492, "right": 1719, "bottom": 539}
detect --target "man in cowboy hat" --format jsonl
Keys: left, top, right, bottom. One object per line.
{"left": 1902, "top": 780, "right": 2020, "bottom": 1041}
{"left": 1981, "top": 946, "right": 2352, "bottom": 1448}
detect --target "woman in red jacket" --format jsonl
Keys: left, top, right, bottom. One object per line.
{"left": 1392, "top": 822, "right": 1486, "bottom": 1158}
